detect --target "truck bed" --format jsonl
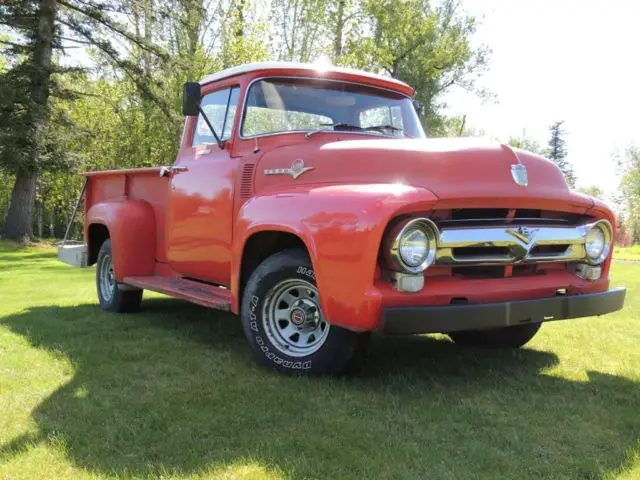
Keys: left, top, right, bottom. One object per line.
{"left": 83, "top": 167, "right": 169, "bottom": 263}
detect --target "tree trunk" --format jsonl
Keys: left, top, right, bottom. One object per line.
{"left": 3, "top": 0, "right": 56, "bottom": 241}
{"left": 37, "top": 199, "right": 44, "bottom": 238}
{"left": 49, "top": 209, "right": 55, "bottom": 237}
{"left": 4, "top": 171, "right": 38, "bottom": 242}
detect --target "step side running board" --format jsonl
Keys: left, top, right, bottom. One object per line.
{"left": 123, "top": 276, "right": 231, "bottom": 311}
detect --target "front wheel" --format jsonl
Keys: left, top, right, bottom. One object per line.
{"left": 96, "top": 239, "right": 143, "bottom": 313}
{"left": 449, "top": 323, "right": 541, "bottom": 349}
{"left": 241, "top": 249, "right": 369, "bottom": 374}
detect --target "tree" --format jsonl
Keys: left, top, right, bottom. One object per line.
{"left": 579, "top": 185, "right": 604, "bottom": 199}
{"left": 547, "top": 121, "right": 576, "bottom": 188}
{"left": 618, "top": 145, "right": 640, "bottom": 243}
{"left": 0, "top": 0, "right": 57, "bottom": 241}
{"left": 0, "top": 0, "right": 173, "bottom": 240}
{"left": 340, "top": 0, "right": 489, "bottom": 135}
{"left": 508, "top": 135, "right": 546, "bottom": 156}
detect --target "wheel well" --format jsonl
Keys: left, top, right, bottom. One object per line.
{"left": 88, "top": 223, "right": 109, "bottom": 265}
{"left": 239, "top": 231, "right": 309, "bottom": 304}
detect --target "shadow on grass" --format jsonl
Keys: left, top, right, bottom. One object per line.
{"left": 1, "top": 298, "right": 638, "bottom": 478}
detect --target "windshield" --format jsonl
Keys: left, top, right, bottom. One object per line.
{"left": 241, "top": 78, "right": 425, "bottom": 139}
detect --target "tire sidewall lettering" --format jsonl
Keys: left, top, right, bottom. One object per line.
{"left": 251, "top": 266, "right": 315, "bottom": 371}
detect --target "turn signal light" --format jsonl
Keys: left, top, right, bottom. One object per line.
{"left": 575, "top": 264, "right": 601, "bottom": 281}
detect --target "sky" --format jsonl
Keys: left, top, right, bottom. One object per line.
{"left": 444, "top": 0, "right": 640, "bottom": 195}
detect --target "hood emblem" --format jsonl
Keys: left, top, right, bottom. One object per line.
{"left": 506, "top": 226, "right": 539, "bottom": 245}
{"left": 511, "top": 164, "right": 528, "bottom": 186}
{"left": 264, "top": 159, "right": 314, "bottom": 180}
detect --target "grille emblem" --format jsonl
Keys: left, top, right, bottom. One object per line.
{"left": 511, "top": 164, "right": 528, "bottom": 186}
{"left": 265, "top": 159, "right": 314, "bottom": 180}
{"left": 506, "top": 226, "right": 539, "bottom": 245}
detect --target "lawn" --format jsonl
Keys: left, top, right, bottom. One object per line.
{"left": 615, "top": 245, "right": 640, "bottom": 262}
{"left": 1, "top": 241, "right": 639, "bottom": 479}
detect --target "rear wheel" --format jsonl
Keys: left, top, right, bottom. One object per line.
{"left": 96, "top": 240, "right": 142, "bottom": 313}
{"left": 241, "top": 249, "right": 369, "bottom": 374}
{"left": 449, "top": 323, "right": 541, "bottom": 349}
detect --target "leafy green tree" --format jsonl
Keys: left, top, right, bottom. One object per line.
{"left": 508, "top": 136, "right": 547, "bottom": 156}
{"left": 0, "top": 0, "right": 175, "bottom": 240}
{"left": 618, "top": 146, "right": 640, "bottom": 243}
{"left": 547, "top": 121, "right": 576, "bottom": 188}
{"left": 579, "top": 185, "right": 604, "bottom": 200}
{"left": 340, "top": 0, "right": 489, "bottom": 135}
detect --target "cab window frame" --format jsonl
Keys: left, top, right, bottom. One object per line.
{"left": 239, "top": 76, "right": 421, "bottom": 140}
{"left": 192, "top": 85, "right": 240, "bottom": 147}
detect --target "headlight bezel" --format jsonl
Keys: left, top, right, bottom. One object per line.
{"left": 584, "top": 219, "right": 613, "bottom": 265}
{"left": 385, "top": 217, "right": 439, "bottom": 274}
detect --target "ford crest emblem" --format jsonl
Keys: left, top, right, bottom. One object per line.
{"left": 511, "top": 164, "right": 528, "bottom": 187}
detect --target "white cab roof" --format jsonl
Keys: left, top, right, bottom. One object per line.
{"left": 199, "top": 61, "right": 412, "bottom": 91}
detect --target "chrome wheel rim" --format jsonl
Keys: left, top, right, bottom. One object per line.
{"left": 99, "top": 254, "right": 115, "bottom": 302}
{"left": 262, "top": 279, "right": 330, "bottom": 357}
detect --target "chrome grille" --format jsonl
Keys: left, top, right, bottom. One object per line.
{"left": 435, "top": 224, "right": 588, "bottom": 266}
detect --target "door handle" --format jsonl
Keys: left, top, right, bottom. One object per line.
{"left": 160, "top": 165, "right": 188, "bottom": 177}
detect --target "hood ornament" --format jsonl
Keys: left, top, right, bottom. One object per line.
{"left": 511, "top": 164, "right": 528, "bottom": 186}
{"left": 264, "top": 159, "right": 314, "bottom": 180}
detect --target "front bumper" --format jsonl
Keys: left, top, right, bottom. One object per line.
{"left": 381, "top": 287, "right": 626, "bottom": 334}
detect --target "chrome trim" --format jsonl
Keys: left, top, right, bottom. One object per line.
{"left": 238, "top": 76, "right": 422, "bottom": 140}
{"left": 434, "top": 221, "right": 612, "bottom": 266}
{"left": 584, "top": 220, "right": 613, "bottom": 265}
{"left": 385, "top": 218, "right": 438, "bottom": 273}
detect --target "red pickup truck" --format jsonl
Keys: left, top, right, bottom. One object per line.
{"left": 59, "top": 61, "right": 626, "bottom": 374}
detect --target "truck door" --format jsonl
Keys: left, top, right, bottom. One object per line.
{"left": 165, "top": 86, "right": 240, "bottom": 285}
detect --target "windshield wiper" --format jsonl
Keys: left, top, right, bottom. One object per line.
{"left": 364, "top": 124, "right": 404, "bottom": 136}
{"left": 305, "top": 122, "right": 364, "bottom": 139}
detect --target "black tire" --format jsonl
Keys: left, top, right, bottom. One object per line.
{"left": 241, "top": 248, "right": 369, "bottom": 374}
{"left": 449, "top": 323, "right": 541, "bottom": 349}
{"left": 96, "top": 239, "right": 143, "bottom": 313}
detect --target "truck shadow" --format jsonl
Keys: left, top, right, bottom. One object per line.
{"left": 1, "top": 298, "right": 638, "bottom": 478}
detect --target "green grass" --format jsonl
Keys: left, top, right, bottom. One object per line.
{"left": 1, "top": 241, "right": 639, "bottom": 479}
{"left": 615, "top": 245, "right": 640, "bottom": 262}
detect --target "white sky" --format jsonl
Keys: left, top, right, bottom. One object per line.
{"left": 444, "top": 0, "right": 640, "bottom": 194}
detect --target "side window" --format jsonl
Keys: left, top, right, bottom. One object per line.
{"left": 193, "top": 86, "right": 239, "bottom": 146}
{"left": 359, "top": 105, "right": 404, "bottom": 134}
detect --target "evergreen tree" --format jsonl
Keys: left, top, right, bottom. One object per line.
{"left": 547, "top": 121, "right": 577, "bottom": 188}
{"left": 0, "top": 0, "right": 172, "bottom": 241}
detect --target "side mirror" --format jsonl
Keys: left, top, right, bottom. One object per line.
{"left": 182, "top": 82, "right": 201, "bottom": 116}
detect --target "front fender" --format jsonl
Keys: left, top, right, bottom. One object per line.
{"left": 232, "top": 184, "right": 438, "bottom": 331}
{"left": 86, "top": 198, "right": 156, "bottom": 280}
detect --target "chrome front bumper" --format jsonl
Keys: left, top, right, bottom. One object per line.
{"left": 434, "top": 222, "right": 606, "bottom": 266}
{"left": 57, "top": 242, "right": 88, "bottom": 268}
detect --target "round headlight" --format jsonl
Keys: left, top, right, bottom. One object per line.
{"left": 584, "top": 220, "right": 612, "bottom": 265}
{"left": 386, "top": 218, "right": 438, "bottom": 273}
{"left": 399, "top": 228, "right": 428, "bottom": 267}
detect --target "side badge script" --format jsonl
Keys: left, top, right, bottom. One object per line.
{"left": 265, "top": 159, "right": 314, "bottom": 180}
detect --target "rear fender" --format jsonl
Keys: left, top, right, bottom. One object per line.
{"left": 85, "top": 198, "right": 156, "bottom": 280}
{"left": 232, "top": 184, "right": 438, "bottom": 330}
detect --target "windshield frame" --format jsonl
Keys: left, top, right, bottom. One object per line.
{"left": 238, "top": 75, "right": 424, "bottom": 140}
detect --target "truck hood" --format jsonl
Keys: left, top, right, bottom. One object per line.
{"left": 254, "top": 137, "right": 594, "bottom": 210}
